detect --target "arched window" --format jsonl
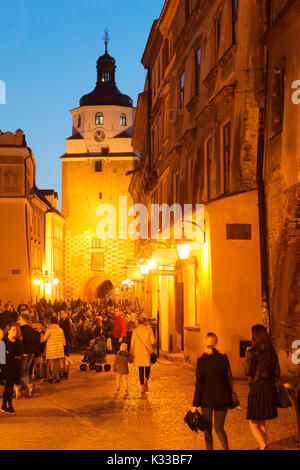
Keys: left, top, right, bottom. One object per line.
{"left": 120, "top": 113, "right": 127, "bottom": 126}
{"left": 95, "top": 112, "right": 104, "bottom": 125}
{"left": 77, "top": 115, "right": 81, "bottom": 127}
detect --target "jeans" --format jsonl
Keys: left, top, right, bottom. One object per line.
{"left": 201, "top": 407, "right": 229, "bottom": 450}
{"left": 20, "top": 354, "right": 34, "bottom": 389}
{"left": 3, "top": 378, "right": 14, "bottom": 407}
{"left": 112, "top": 338, "right": 121, "bottom": 355}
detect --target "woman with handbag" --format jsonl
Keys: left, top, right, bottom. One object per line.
{"left": 130, "top": 316, "right": 156, "bottom": 396}
{"left": 191, "top": 332, "right": 233, "bottom": 450}
{"left": 245, "top": 324, "right": 280, "bottom": 450}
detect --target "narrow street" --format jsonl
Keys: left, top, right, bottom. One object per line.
{"left": 0, "top": 354, "right": 297, "bottom": 450}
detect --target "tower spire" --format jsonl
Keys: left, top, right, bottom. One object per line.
{"left": 103, "top": 28, "right": 110, "bottom": 53}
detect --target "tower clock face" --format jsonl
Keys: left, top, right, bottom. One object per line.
{"left": 94, "top": 129, "right": 106, "bottom": 142}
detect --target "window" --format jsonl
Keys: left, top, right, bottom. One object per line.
{"left": 99, "top": 192, "right": 102, "bottom": 199}
{"left": 232, "top": 0, "right": 238, "bottom": 43}
{"left": 195, "top": 48, "right": 202, "bottom": 95}
{"left": 215, "top": 17, "right": 222, "bottom": 56}
{"left": 206, "top": 137, "right": 213, "bottom": 200}
{"left": 185, "top": 0, "right": 190, "bottom": 20}
{"left": 271, "top": 61, "right": 285, "bottom": 135}
{"left": 91, "top": 252, "right": 104, "bottom": 271}
{"left": 223, "top": 122, "right": 231, "bottom": 193}
{"left": 95, "top": 112, "right": 104, "bottom": 125}
{"left": 120, "top": 113, "right": 127, "bottom": 126}
{"left": 102, "top": 72, "right": 110, "bottom": 82}
{"left": 77, "top": 115, "right": 81, "bottom": 127}
{"left": 180, "top": 72, "right": 185, "bottom": 110}
{"left": 95, "top": 161, "right": 102, "bottom": 172}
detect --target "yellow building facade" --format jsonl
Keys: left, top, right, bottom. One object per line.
{"left": 0, "top": 130, "right": 64, "bottom": 307}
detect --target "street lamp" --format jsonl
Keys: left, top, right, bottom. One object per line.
{"left": 139, "top": 261, "right": 150, "bottom": 275}
{"left": 177, "top": 243, "right": 191, "bottom": 260}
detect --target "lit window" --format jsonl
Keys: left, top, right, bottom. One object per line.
{"left": 95, "top": 112, "right": 104, "bottom": 125}
{"left": 120, "top": 113, "right": 127, "bottom": 126}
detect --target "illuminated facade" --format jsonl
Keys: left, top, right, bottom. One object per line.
{"left": 61, "top": 42, "right": 137, "bottom": 301}
{"left": 0, "top": 130, "right": 64, "bottom": 306}
{"left": 130, "top": 0, "right": 268, "bottom": 376}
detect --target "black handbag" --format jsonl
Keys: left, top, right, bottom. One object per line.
{"left": 150, "top": 352, "right": 157, "bottom": 364}
{"left": 275, "top": 384, "right": 292, "bottom": 408}
{"left": 184, "top": 410, "right": 205, "bottom": 432}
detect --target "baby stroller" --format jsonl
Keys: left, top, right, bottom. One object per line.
{"left": 80, "top": 335, "right": 111, "bottom": 372}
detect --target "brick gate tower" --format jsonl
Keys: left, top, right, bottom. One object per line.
{"left": 61, "top": 35, "right": 137, "bottom": 301}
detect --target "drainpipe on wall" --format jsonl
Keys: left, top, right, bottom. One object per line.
{"left": 256, "top": 48, "right": 271, "bottom": 334}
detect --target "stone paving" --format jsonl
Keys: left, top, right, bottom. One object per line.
{"left": 0, "top": 353, "right": 298, "bottom": 450}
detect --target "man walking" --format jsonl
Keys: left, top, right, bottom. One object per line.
{"left": 18, "top": 312, "right": 40, "bottom": 397}
{"left": 112, "top": 307, "right": 127, "bottom": 354}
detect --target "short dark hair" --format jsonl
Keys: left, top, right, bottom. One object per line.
{"left": 206, "top": 332, "right": 218, "bottom": 343}
{"left": 50, "top": 316, "right": 58, "bottom": 324}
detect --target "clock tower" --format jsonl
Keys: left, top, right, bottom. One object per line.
{"left": 61, "top": 36, "right": 137, "bottom": 301}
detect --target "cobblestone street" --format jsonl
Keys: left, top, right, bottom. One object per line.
{"left": 0, "top": 354, "right": 298, "bottom": 450}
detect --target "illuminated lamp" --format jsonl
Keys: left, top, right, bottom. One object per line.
{"left": 177, "top": 243, "right": 191, "bottom": 260}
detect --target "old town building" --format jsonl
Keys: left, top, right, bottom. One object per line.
{"left": 0, "top": 130, "right": 64, "bottom": 307}
{"left": 264, "top": 0, "right": 300, "bottom": 373}
{"left": 130, "top": 0, "right": 269, "bottom": 376}
{"left": 61, "top": 40, "right": 138, "bottom": 301}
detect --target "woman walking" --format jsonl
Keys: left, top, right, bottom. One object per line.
{"left": 245, "top": 324, "right": 280, "bottom": 450}
{"left": 191, "top": 332, "right": 233, "bottom": 450}
{"left": 130, "top": 317, "right": 156, "bottom": 396}
{"left": 1, "top": 323, "right": 23, "bottom": 414}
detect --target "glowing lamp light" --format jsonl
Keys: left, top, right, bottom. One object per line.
{"left": 177, "top": 243, "right": 191, "bottom": 260}
{"left": 33, "top": 279, "right": 41, "bottom": 286}
{"left": 45, "top": 283, "right": 52, "bottom": 296}
{"left": 147, "top": 260, "right": 157, "bottom": 270}
{"left": 53, "top": 278, "right": 59, "bottom": 285}
{"left": 140, "top": 262, "right": 149, "bottom": 275}
{"left": 121, "top": 279, "right": 134, "bottom": 286}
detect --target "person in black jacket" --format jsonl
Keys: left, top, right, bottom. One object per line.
{"left": 1, "top": 323, "right": 23, "bottom": 414}
{"left": 245, "top": 324, "right": 280, "bottom": 450}
{"left": 191, "top": 332, "right": 232, "bottom": 450}
{"left": 18, "top": 312, "right": 40, "bottom": 397}
{"left": 59, "top": 309, "right": 73, "bottom": 357}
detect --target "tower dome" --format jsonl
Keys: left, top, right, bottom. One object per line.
{"left": 80, "top": 35, "right": 133, "bottom": 108}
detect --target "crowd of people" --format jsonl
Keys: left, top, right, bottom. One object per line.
{"left": 0, "top": 299, "right": 292, "bottom": 451}
{"left": 0, "top": 297, "right": 156, "bottom": 415}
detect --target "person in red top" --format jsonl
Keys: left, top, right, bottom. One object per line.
{"left": 112, "top": 307, "right": 127, "bottom": 354}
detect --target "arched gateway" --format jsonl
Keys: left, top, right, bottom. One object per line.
{"left": 83, "top": 276, "right": 116, "bottom": 301}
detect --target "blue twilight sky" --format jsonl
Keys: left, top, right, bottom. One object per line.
{"left": 0, "top": 0, "right": 165, "bottom": 206}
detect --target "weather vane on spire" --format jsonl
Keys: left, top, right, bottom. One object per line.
{"left": 103, "top": 28, "right": 110, "bottom": 53}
